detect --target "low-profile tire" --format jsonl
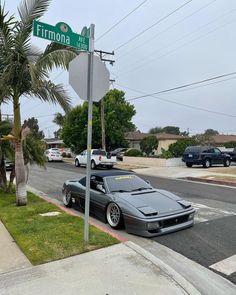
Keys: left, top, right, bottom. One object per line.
{"left": 106, "top": 202, "right": 124, "bottom": 229}
{"left": 63, "top": 191, "right": 72, "bottom": 208}
{"left": 186, "top": 163, "right": 193, "bottom": 168}
{"left": 107, "top": 165, "right": 113, "bottom": 169}
{"left": 75, "top": 159, "right": 80, "bottom": 167}
{"left": 203, "top": 158, "right": 211, "bottom": 168}
{"left": 224, "top": 158, "right": 231, "bottom": 167}
{"left": 91, "top": 160, "right": 96, "bottom": 170}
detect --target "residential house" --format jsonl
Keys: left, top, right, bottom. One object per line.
{"left": 211, "top": 134, "right": 236, "bottom": 145}
{"left": 125, "top": 131, "right": 186, "bottom": 155}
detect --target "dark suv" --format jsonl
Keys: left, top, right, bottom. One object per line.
{"left": 182, "top": 146, "right": 231, "bottom": 168}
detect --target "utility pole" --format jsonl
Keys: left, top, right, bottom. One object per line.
{"left": 95, "top": 50, "right": 115, "bottom": 150}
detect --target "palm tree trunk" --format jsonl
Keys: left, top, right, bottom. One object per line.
{"left": 13, "top": 95, "right": 27, "bottom": 206}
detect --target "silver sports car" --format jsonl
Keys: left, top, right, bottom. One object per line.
{"left": 62, "top": 171, "right": 195, "bottom": 237}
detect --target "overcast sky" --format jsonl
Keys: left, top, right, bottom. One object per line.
{"left": 3, "top": 0, "right": 236, "bottom": 137}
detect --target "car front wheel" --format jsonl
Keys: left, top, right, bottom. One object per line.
{"left": 63, "top": 191, "right": 72, "bottom": 207}
{"left": 91, "top": 160, "right": 96, "bottom": 170}
{"left": 203, "top": 158, "right": 211, "bottom": 168}
{"left": 224, "top": 158, "right": 231, "bottom": 167}
{"left": 186, "top": 163, "right": 193, "bottom": 168}
{"left": 106, "top": 202, "right": 123, "bottom": 229}
{"left": 75, "top": 159, "right": 80, "bottom": 167}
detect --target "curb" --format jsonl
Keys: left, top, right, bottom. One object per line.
{"left": 26, "top": 185, "right": 127, "bottom": 243}
{"left": 125, "top": 241, "right": 201, "bottom": 295}
{"left": 184, "top": 177, "right": 236, "bottom": 187}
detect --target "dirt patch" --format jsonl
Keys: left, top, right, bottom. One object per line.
{"left": 116, "top": 163, "right": 148, "bottom": 170}
{"left": 208, "top": 166, "right": 236, "bottom": 175}
{"left": 201, "top": 175, "right": 236, "bottom": 182}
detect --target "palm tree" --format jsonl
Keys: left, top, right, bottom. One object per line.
{"left": 0, "top": 0, "right": 78, "bottom": 205}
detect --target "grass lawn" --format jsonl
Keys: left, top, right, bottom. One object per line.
{"left": 0, "top": 191, "right": 119, "bottom": 265}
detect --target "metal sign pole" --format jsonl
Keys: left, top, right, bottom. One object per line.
{"left": 84, "top": 24, "right": 95, "bottom": 242}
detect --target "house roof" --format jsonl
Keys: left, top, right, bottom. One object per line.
{"left": 125, "top": 132, "right": 186, "bottom": 141}
{"left": 43, "top": 138, "right": 64, "bottom": 144}
{"left": 212, "top": 134, "right": 236, "bottom": 144}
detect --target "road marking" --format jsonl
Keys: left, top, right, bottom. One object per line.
{"left": 210, "top": 255, "right": 236, "bottom": 275}
{"left": 192, "top": 202, "right": 236, "bottom": 224}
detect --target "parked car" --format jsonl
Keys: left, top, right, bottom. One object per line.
{"left": 75, "top": 149, "right": 117, "bottom": 169}
{"left": 182, "top": 146, "right": 231, "bottom": 168}
{"left": 62, "top": 171, "right": 195, "bottom": 237}
{"left": 110, "top": 148, "right": 127, "bottom": 161}
{"left": 222, "top": 147, "right": 236, "bottom": 163}
{"left": 45, "top": 149, "right": 63, "bottom": 162}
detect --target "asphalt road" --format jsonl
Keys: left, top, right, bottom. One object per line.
{"left": 28, "top": 161, "right": 236, "bottom": 284}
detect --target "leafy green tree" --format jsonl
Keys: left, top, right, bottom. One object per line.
{"left": 140, "top": 136, "right": 158, "bottom": 156}
{"left": 149, "top": 125, "right": 181, "bottom": 135}
{"left": 162, "top": 126, "right": 180, "bottom": 135}
{"left": 168, "top": 138, "right": 197, "bottom": 157}
{"left": 53, "top": 112, "right": 65, "bottom": 138}
{"left": 62, "top": 89, "right": 136, "bottom": 152}
{"left": 204, "top": 129, "right": 219, "bottom": 136}
{"left": 149, "top": 126, "right": 163, "bottom": 134}
{"left": 0, "top": 1, "right": 78, "bottom": 205}
{"left": 22, "top": 117, "right": 44, "bottom": 139}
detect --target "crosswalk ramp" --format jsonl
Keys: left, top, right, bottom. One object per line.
{"left": 192, "top": 202, "right": 236, "bottom": 224}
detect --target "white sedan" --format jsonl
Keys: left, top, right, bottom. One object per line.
{"left": 45, "top": 149, "right": 63, "bottom": 162}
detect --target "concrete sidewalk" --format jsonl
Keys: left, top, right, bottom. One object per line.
{"left": 0, "top": 222, "right": 31, "bottom": 274}
{"left": 0, "top": 241, "right": 199, "bottom": 295}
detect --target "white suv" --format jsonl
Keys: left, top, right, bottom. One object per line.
{"left": 45, "top": 148, "right": 63, "bottom": 162}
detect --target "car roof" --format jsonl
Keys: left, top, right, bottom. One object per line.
{"left": 91, "top": 170, "right": 133, "bottom": 178}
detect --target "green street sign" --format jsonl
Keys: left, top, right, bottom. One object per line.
{"left": 33, "top": 20, "right": 89, "bottom": 51}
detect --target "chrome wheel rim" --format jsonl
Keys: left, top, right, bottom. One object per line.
{"left": 91, "top": 161, "right": 95, "bottom": 169}
{"left": 206, "top": 160, "right": 210, "bottom": 167}
{"left": 63, "top": 191, "right": 71, "bottom": 205}
{"left": 107, "top": 203, "right": 120, "bottom": 227}
{"left": 75, "top": 159, "right": 79, "bottom": 166}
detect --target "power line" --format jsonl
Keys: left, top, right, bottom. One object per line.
{"left": 96, "top": 0, "right": 149, "bottom": 42}
{"left": 125, "top": 71, "right": 236, "bottom": 100}
{"left": 114, "top": 0, "right": 193, "bottom": 51}
{"left": 116, "top": 9, "right": 236, "bottom": 76}
{"left": 116, "top": 0, "right": 217, "bottom": 61}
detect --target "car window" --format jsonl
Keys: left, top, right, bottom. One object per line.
{"left": 90, "top": 176, "right": 105, "bottom": 192}
{"left": 185, "top": 146, "right": 202, "bottom": 153}
{"left": 92, "top": 149, "right": 106, "bottom": 156}
{"left": 214, "top": 148, "right": 221, "bottom": 154}
{"left": 79, "top": 177, "right": 86, "bottom": 186}
{"left": 105, "top": 175, "right": 152, "bottom": 192}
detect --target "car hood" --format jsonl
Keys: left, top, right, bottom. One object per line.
{"left": 117, "top": 189, "right": 191, "bottom": 216}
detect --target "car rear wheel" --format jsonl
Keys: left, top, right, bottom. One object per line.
{"left": 224, "top": 158, "right": 231, "bottom": 167}
{"left": 91, "top": 160, "right": 96, "bottom": 170}
{"left": 203, "top": 158, "right": 211, "bottom": 168}
{"left": 186, "top": 163, "right": 193, "bottom": 168}
{"left": 106, "top": 202, "right": 123, "bottom": 229}
{"left": 75, "top": 159, "right": 80, "bottom": 167}
{"left": 63, "top": 191, "right": 72, "bottom": 207}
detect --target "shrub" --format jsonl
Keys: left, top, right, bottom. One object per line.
{"left": 168, "top": 138, "right": 197, "bottom": 157}
{"left": 124, "top": 149, "right": 143, "bottom": 157}
{"left": 159, "top": 148, "right": 174, "bottom": 159}
{"left": 61, "top": 152, "right": 66, "bottom": 157}
{"left": 67, "top": 153, "right": 72, "bottom": 158}
{"left": 224, "top": 141, "right": 236, "bottom": 148}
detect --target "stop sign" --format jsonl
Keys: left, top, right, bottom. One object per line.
{"left": 69, "top": 52, "right": 110, "bottom": 102}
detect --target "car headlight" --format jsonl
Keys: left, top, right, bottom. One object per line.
{"left": 188, "top": 213, "right": 195, "bottom": 220}
{"left": 147, "top": 222, "right": 160, "bottom": 230}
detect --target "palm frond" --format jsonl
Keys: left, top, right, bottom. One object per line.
{"left": 0, "top": 3, "right": 15, "bottom": 49}
{"left": 30, "top": 80, "right": 72, "bottom": 113}
{"left": 37, "top": 42, "right": 78, "bottom": 70}
{"left": 18, "top": 0, "right": 50, "bottom": 25}
{"left": 24, "top": 134, "right": 45, "bottom": 167}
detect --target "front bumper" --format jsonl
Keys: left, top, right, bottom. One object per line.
{"left": 123, "top": 208, "right": 195, "bottom": 238}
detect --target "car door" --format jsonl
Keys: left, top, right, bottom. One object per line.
{"left": 79, "top": 150, "right": 87, "bottom": 165}
{"left": 214, "top": 148, "right": 224, "bottom": 164}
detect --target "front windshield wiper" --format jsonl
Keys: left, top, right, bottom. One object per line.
{"left": 111, "top": 189, "right": 131, "bottom": 193}
{"left": 131, "top": 187, "right": 152, "bottom": 192}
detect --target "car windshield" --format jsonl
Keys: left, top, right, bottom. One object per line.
{"left": 105, "top": 174, "right": 152, "bottom": 193}
{"left": 92, "top": 150, "right": 106, "bottom": 156}
{"left": 185, "top": 146, "right": 203, "bottom": 153}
